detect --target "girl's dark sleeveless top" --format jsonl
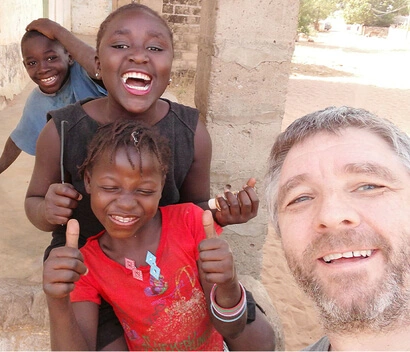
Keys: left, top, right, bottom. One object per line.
{"left": 45, "top": 98, "right": 199, "bottom": 257}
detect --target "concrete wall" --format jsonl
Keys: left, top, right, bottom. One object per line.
{"left": 196, "top": 0, "right": 299, "bottom": 278}
{"left": 48, "top": 0, "right": 72, "bottom": 30}
{"left": 0, "top": 0, "right": 43, "bottom": 110}
{"left": 71, "top": 0, "right": 111, "bottom": 35}
{"left": 0, "top": 279, "right": 49, "bottom": 351}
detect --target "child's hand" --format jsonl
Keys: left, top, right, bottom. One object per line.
{"left": 43, "top": 219, "right": 88, "bottom": 299}
{"left": 199, "top": 211, "right": 244, "bottom": 318}
{"left": 26, "top": 18, "right": 61, "bottom": 40}
{"left": 214, "top": 178, "right": 259, "bottom": 226}
{"left": 198, "top": 210, "right": 236, "bottom": 285}
{"left": 44, "top": 183, "right": 82, "bottom": 226}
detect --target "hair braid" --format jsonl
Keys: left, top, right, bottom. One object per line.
{"left": 78, "top": 120, "right": 171, "bottom": 178}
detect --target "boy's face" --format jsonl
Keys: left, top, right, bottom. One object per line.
{"left": 22, "top": 35, "right": 71, "bottom": 94}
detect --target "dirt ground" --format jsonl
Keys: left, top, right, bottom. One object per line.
{"left": 0, "top": 82, "right": 47, "bottom": 283}
{"left": 1, "top": 29, "right": 410, "bottom": 350}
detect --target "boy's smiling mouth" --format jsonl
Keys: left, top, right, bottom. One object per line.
{"left": 40, "top": 75, "right": 58, "bottom": 85}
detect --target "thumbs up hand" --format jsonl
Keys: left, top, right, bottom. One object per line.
{"left": 198, "top": 210, "right": 236, "bottom": 286}
{"left": 43, "top": 219, "right": 88, "bottom": 299}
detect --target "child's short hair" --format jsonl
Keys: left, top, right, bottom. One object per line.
{"left": 79, "top": 120, "right": 171, "bottom": 177}
{"left": 21, "top": 30, "right": 65, "bottom": 54}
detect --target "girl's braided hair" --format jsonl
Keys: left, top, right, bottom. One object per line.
{"left": 79, "top": 119, "right": 171, "bottom": 177}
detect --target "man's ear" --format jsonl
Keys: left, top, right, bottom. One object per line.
{"left": 84, "top": 170, "right": 92, "bottom": 194}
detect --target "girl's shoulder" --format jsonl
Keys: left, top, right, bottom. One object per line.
{"left": 47, "top": 98, "right": 92, "bottom": 121}
{"left": 48, "top": 98, "right": 100, "bottom": 136}
{"left": 160, "top": 98, "right": 199, "bottom": 132}
{"left": 168, "top": 100, "right": 198, "bottom": 116}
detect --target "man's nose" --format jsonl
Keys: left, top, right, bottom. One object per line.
{"left": 313, "top": 191, "right": 360, "bottom": 232}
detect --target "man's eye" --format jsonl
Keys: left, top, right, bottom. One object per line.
{"left": 47, "top": 56, "right": 57, "bottom": 61}
{"left": 357, "top": 184, "right": 382, "bottom": 191}
{"left": 288, "top": 195, "right": 312, "bottom": 206}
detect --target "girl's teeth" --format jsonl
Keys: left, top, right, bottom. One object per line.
{"left": 112, "top": 215, "right": 134, "bottom": 223}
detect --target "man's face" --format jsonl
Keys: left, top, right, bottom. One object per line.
{"left": 277, "top": 127, "right": 410, "bottom": 330}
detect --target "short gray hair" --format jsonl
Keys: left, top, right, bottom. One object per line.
{"left": 265, "top": 106, "right": 410, "bottom": 234}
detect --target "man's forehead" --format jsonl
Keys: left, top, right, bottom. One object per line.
{"left": 286, "top": 128, "right": 389, "bottom": 155}
{"left": 280, "top": 128, "right": 398, "bottom": 178}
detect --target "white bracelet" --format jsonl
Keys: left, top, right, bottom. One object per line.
{"left": 210, "top": 302, "right": 247, "bottom": 323}
{"left": 209, "top": 282, "right": 247, "bottom": 322}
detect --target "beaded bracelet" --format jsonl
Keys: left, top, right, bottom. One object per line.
{"left": 210, "top": 282, "right": 247, "bottom": 322}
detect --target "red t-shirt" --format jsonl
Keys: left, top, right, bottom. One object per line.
{"left": 71, "top": 203, "right": 223, "bottom": 351}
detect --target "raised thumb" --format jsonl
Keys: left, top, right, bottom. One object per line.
{"left": 65, "top": 219, "right": 80, "bottom": 249}
{"left": 203, "top": 210, "right": 217, "bottom": 239}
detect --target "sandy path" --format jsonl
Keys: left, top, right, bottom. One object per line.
{"left": 262, "top": 30, "right": 410, "bottom": 350}
{"left": 0, "top": 81, "right": 49, "bottom": 282}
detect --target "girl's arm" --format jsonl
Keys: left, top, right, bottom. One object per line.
{"left": 44, "top": 219, "right": 97, "bottom": 350}
{"left": 25, "top": 120, "right": 82, "bottom": 231}
{"left": 47, "top": 298, "right": 98, "bottom": 350}
{"left": 26, "top": 18, "right": 98, "bottom": 78}
{"left": 198, "top": 211, "right": 247, "bottom": 339}
{"left": 198, "top": 212, "right": 276, "bottom": 350}
{"left": 224, "top": 307, "right": 276, "bottom": 351}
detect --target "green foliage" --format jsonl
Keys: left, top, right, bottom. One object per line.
{"left": 342, "top": 0, "right": 409, "bottom": 26}
{"left": 298, "top": 0, "right": 339, "bottom": 34}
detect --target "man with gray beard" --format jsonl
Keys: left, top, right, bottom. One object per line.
{"left": 265, "top": 106, "right": 410, "bottom": 351}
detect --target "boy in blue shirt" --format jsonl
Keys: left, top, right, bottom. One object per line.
{"left": 0, "top": 29, "right": 106, "bottom": 174}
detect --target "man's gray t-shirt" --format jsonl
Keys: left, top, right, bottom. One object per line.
{"left": 302, "top": 336, "right": 330, "bottom": 351}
